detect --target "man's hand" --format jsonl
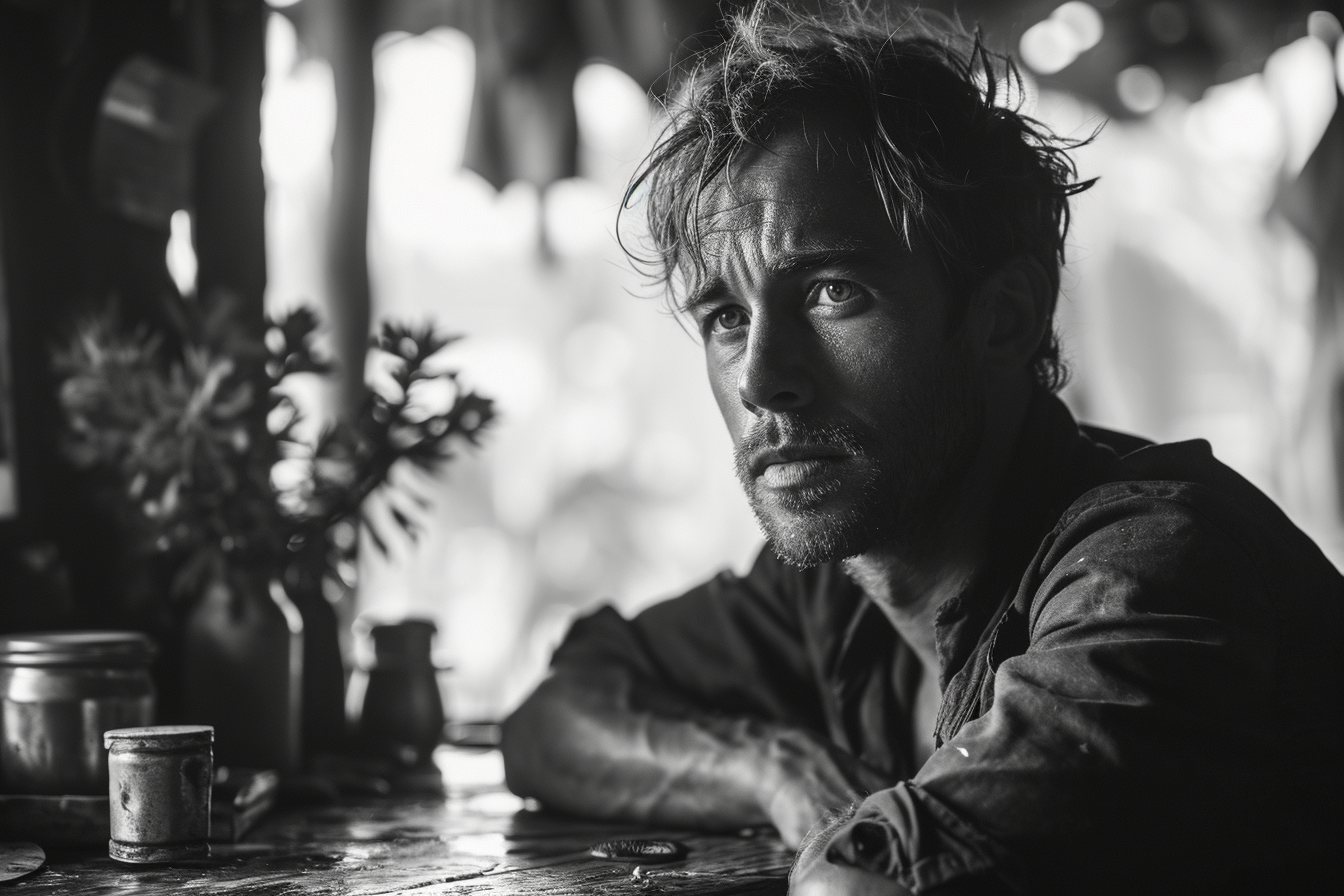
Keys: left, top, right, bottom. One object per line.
{"left": 789, "top": 812, "right": 911, "bottom": 896}
{"left": 757, "top": 728, "right": 893, "bottom": 848}
{"left": 791, "top": 856, "right": 912, "bottom": 895}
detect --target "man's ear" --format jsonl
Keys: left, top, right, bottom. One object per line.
{"left": 972, "top": 256, "right": 1052, "bottom": 372}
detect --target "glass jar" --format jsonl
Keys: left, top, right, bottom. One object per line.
{"left": 0, "top": 632, "right": 156, "bottom": 794}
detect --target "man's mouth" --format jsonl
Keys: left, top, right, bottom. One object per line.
{"left": 750, "top": 447, "right": 852, "bottom": 488}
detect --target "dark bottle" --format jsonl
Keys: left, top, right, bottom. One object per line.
{"left": 358, "top": 620, "right": 444, "bottom": 767}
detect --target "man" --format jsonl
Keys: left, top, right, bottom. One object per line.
{"left": 501, "top": 3, "right": 1343, "bottom": 893}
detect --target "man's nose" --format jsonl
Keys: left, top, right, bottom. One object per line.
{"left": 736, "top": 316, "right": 815, "bottom": 415}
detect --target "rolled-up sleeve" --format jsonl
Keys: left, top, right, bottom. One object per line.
{"left": 824, "top": 488, "right": 1290, "bottom": 893}
{"left": 550, "top": 546, "right": 831, "bottom": 732}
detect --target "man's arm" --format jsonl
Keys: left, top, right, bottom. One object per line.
{"left": 501, "top": 551, "right": 893, "bottom": 847}
{"left": 501, "top": 660, "right": 891, "bottom": 846}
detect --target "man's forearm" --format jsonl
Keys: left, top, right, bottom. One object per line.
{"left": 500, "top": 667, "right": 775, "bottom": 831}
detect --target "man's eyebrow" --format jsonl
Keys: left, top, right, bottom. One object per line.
{"left": 768, "top": 246, "right": 871, "bottom": 277}
{"left": 680, "top": 281, "right": 727, "bottom": 315}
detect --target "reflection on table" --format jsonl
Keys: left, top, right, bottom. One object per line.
{"left": 16, "top": 747, "right": 792, "bottom": 895}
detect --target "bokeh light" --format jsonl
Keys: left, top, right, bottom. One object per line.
{"left": 1020, "top": 2, "right": 1104, "bottom": 75}
{"left": 165, "top": 209, "right": 197, "bottom": 297}
{"left": 1116, "top": 65, "right": 1164, "bottom": 114}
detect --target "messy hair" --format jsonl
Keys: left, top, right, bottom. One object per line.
{"left": 621, "top": 1, "right": 1096, "bottom": 392}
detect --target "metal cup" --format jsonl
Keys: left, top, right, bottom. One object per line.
{"left": 0, "top": 632, "right": 156, "bottom": 795}
{"left": 104, "top": 725, "right": 213, "bottom": 863}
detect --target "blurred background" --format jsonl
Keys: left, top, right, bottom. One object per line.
{"left": 1, "top": 0, "right": 1342, "bottom": 728}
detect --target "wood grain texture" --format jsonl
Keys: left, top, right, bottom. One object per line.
{"left": 11, "top": 749, "right": 791, "bottom": 895}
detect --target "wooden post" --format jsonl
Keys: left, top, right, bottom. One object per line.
{"left": 188, "top": 0, "right": 269, "bottom": 332}
{"left": 284, "top": 0, "right": 382, "bottom": 757}
{"left": 314, "top": 0, "right": 377, "bottom": 418}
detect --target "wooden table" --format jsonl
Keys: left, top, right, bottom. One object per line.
{"left": 11, "top": 748, "right": 793, "bottom": 895}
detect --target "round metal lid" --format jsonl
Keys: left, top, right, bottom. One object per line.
{"left": 104, "top": 725, "right": 214, "bottom": 751}
{"left": 0, "top": 631, "right": 157, "bottom": 667}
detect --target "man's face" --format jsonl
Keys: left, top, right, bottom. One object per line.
{"left": 685, "top": 115, "right": 987, "bottom": 566}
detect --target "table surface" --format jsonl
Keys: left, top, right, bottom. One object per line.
{"left": 11, "top": 748, "right": 793, "bottom": 895}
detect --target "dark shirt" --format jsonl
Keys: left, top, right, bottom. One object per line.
{"left": 550, "top": 391, "right": 1344, "bottom": 894}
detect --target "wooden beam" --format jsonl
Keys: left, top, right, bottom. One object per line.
{"left": 188, "top": 0, "right": 269, "bottom": 332}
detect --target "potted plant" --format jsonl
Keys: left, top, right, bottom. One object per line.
{"left": 53, "top": 290, "right": 493, "bottom": 769}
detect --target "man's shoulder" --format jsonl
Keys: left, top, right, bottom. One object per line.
{"left": 1044, "top": 426, "right": 1343, "bottom": 597}
{"left": 1066, "top": 429, "right": 1290, "bottom": 532}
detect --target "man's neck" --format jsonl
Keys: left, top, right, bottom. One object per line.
{"left": 843, "top": 377, "right": 1034, "bottom": 675}
{"left": 842, "top": 553, "right": 968, "bottom": 672}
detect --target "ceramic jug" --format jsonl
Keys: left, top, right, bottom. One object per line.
{"left": 358, "top": 620, "right": 444, "bottom": 767}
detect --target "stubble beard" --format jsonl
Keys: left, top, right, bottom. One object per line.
{"left": 733, "top": 344, "right": 985, "bottom": 568}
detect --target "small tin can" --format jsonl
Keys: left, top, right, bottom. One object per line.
{"left": 104, "top": 725, "right": 213, "bottom": 863}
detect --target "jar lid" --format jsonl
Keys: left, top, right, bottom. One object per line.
{"left": 105, "top": 725, "right": 214, "bottom": 751}
{"left": 0, "top": 631, "right": 156, "bottom": 667}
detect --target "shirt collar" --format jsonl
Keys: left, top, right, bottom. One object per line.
{"left": 931, "top": 388, "right": 1123, "bottom": 682}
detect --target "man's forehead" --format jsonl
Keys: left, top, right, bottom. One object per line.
{"left": 694, "top": 113, "right": 899, "bottom": 263}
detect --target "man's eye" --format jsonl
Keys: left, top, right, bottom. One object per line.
{"left": 801, "top": 280, "right": 865, "bottom": 308}
{"left": 708, "top": 306, "right": 749, "bottom": 333}
{"left": 811, "top": 281, "right": 864, "bottom": 306}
